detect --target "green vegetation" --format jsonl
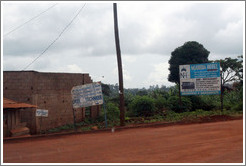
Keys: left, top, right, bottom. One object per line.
{"left": 47, "top": 80, "right": 242, "bottom": 134}
{"left": 129, "top": 96, "right": 156, "bottom": 117}
{"left": 46, "top": 45, "right": 243, "bottom": 134}
{"left": 167, "top": 96, "right": 192, "bottom": 113}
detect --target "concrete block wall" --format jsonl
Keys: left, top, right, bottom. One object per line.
{"left": 3, "top": 71, "right": 101, "bottom": 134}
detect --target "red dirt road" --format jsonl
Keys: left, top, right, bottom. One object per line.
{"left": 3, "top": 119, "right": 243, "bottom": 163}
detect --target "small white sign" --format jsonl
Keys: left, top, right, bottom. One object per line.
{"left": 36, "top": 109, "right": 48, "bottom": 117}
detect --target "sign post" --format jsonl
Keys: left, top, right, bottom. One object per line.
{"left": 71, "top": 82, "right": 106, "bottom": 128}
{"left": 72, "top": 108, "right": 77, "bottom": 131}
{"left": 103, "top": 97, "right": 107, "bottom": 128}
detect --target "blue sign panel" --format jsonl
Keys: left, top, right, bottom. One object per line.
{"left": 190, "top": 63, "right": 220, "bottom": 79}
{"left": 179, "top": 62, "right": 221, "bottom": 96}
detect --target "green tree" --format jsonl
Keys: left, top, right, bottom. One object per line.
{"left": 168, "top": 41, "right": 210, "bottom": 112}
{"left": 168, "top": 41, "right": 210, "bottom": 84}
{"left": 216, "top": 55, "right": 243, "bottom": 87}
{"left": 136, "top": 89, "right": 148, "bottom": 96}
{"left": 101, "top": 83, "right": 111, "bottom": 96}
{"left": 213, "top": 55, "right": 243, "bottom": 111}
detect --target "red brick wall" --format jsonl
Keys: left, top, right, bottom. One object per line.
{"left": 3, "top": 71, "right": 100, "bottom": 134}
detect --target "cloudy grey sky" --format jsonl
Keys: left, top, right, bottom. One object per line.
{"left": 1, "top": 1, "right": 245, "bottom": 88}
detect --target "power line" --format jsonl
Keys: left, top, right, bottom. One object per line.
{"left": 22, "top": 3, "right": 87, "bottom": 71}
{"left": 3, "top": 3, "right": 58, "bottom": 38}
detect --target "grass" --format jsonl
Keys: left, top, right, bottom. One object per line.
{"left": 46, "top": 109, "right": 242, "bottom": 134}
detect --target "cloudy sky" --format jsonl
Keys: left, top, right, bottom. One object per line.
{"left": 1, "top": 1, "right": 244, "bottom": 88}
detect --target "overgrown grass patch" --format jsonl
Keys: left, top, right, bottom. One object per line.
{"left": 46, "top": 109, "right": 242, "bottom": 134}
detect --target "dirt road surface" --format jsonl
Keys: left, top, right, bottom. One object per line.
{"left": 3, "top": 119, "right": 243, "bottom": 163}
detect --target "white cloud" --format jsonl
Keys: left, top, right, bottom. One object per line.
{"left": 212, "top": 20, "right": 243, "bottom": 54}
{"left": 122, "top": 55, "right": 136, "bottom": 63}
{"left": 66, "top": 64, "right": 84, "bottom": 73}
{"left": 214, "top": 20, "right": 242, "bottom": 41}
{"left": 145, "top": 62, "right": 174, "bottom": 88}
{"left": 2, "top": 2, "right": 244, "bottom": 88}
{"left": 113, "top": 65, "right": 132, "bottom": 82}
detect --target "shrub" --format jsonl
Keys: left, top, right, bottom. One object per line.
{"left": 199, "top": 95, "right": 220, "bottom": 110}
{"left": 188, "top": 96, "right": 206, "bottom": 111}
{"left": 231, "top": 102, "right": 243, "bottom": 111}
{"left": 223, "top": 87, "right": 243, "bottom": 111}
{"left": 164, "top": 110, "right": 183, "bottom": 122}
{"left": 154, "top": 96, "right": 167, "bottom": 114}
{"left": 101, "top": 102, "right": 120, "bottom": 122}
{"left": 167, "top": 96, "right": 192, "bottom": 112}
{"left": 60, "top": 124, "right": 73, "bottom": 130}
{"left": 129, "top": 96, "right": 156, "bottom": 117}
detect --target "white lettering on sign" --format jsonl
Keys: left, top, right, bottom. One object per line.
{"left": 207, "top": 63, "right": 218, "bottom": 69}
{"left": 71, "top": 82, "right": 104, "bottom": 108}
{"left": 191, "top": 65, "right": 206, "bottom": 70}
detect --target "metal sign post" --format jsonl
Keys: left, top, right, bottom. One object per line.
{"left": 220, "top": 71, "right": 223, "bottom": 112}
{"left": 40, "top": 116, "right": 42, "bottom": 134}
{"left": 71, "top": 82, "right": 104, "bottom": 129}
{"left": 103, "top": 96, "right": 107, "bottom": 128}
{"left": 72, "top": 108, "right": 77, "bottom": 131}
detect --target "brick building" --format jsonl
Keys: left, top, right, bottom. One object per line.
{"left": 3, "top": 71, "right": 100, "bottom": 134}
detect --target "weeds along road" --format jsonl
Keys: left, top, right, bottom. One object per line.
{"left": 3, "top": 119, "right": 243, "bottom": 163}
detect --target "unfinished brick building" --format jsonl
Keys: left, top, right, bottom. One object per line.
{"left": 3, "top": 71, "right": 100, "bottom": 134}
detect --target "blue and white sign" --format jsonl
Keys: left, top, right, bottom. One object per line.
{"left": 71, "top": 82, "right": 103, "bottom": 108}
{"left": 179, "top": 62, "right": 221, "bottom": 95}
{"left": 36, "top": 109, "right": 48, "bottom": 117}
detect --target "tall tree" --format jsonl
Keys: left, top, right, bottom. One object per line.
{"left": 217, "top": 55, "right": 243, "bottom": 86}
{"left": 213, "top": 55, "right": 243, "bottom": 111}
{"left": 168, "top": 41, "right": 210, "bottom": 84}
{"left": 168, "top": 41, "right": 210, "bottom": 112}
{"left": 101, "top": 83, "right": 111, "bottom": 96}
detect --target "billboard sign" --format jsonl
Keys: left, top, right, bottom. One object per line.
{"left": 36, "top": 109, "right": 48, "bottom": 117}
{"left": 179, "top": 62, "right": 221, "bottom": 95}
{"left": 71, "top": 82, "right": 103, "bottom": 108}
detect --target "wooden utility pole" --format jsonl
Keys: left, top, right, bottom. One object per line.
{"left": 113, "top": 3, "right": 125, "bottom": 126}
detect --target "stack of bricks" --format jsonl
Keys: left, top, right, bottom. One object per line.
{"left": 3, "top": 71, "right": 101, "bottom": 134}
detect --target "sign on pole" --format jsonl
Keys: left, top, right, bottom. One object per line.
{"left": 179, "top": 62, "right": 221, "bottom": 95}
{"left": 36, "top": 109, "right": 48, "bottom": 117}
{"left": 71, "top": 82, "right": 104, "bottom": 108}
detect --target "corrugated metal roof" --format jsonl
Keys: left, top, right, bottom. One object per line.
{"left": 3, "top": 98, "right": 37, "bottom": 109}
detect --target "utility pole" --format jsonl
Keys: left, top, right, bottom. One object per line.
{"left": 113, "top": 3, "right": 125, "bottom": 126}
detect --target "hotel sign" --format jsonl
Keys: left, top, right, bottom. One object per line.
{"left": 179, "top": 62, "right": 221, "bottom": 95}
